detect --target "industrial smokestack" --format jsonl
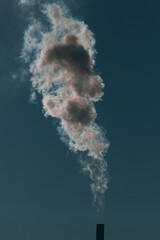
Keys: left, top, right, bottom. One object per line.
{"left": 96, "top": 224, "right": 104, "bottom": 240}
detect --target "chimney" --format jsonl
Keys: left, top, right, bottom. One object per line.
{"left": 96, "top": 224, "right": 104, "bottom": 240}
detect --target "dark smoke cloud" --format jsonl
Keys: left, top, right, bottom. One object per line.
{"left": 42, "top": 34, "right": 104, "bottom": 100}
{"left": 64, "top": 98, "right": 95, "bottom": 125}
{"left": 44, "top": 35, "right": 91, "bottom": 74}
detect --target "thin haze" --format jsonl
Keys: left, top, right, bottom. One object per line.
{"left": 19, "top": 0, "right": 36, "bottom": 6}
{"left": 21, "top": 2, "right": 109, "bottom": 212}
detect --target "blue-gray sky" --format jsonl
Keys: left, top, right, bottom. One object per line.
{"left": 0, "top": 0, "right": 160, "bottom": 240}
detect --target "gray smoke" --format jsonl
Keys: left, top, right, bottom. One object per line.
{"left": 21, "top": 2, "right": 109, "bottom": 211}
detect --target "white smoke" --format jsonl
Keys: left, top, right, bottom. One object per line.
{"left": 21, "top": 2, "right": 110, "bottom": 211}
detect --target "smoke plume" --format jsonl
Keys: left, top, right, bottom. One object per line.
{"left": 21, "top": 2, "right": 109, "bottom": 211}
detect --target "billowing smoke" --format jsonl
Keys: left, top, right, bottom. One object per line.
{"left": 21, "top": 3, "right": 110, "bottom": 211}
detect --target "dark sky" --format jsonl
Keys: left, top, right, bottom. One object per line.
{"left": 0, "top": 0, "right": 160, "bottom": 239}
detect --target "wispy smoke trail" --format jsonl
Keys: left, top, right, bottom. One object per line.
{"left": 21, "top": 2, "right": 110, "bottom": 211}
{"left": 19, "top": 0, "right": 36, "bottom": 6}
